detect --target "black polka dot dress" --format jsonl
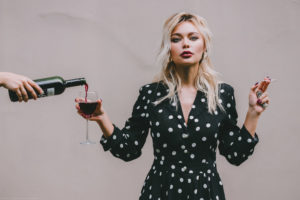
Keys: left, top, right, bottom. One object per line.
{"left": 100, "top": 82, "right": 259, "bottom": 200}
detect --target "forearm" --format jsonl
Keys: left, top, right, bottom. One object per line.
{"left": 95, "top": 111, "right": 114, "bottom": 139}
{"left": 243, "top": 107, "right": 260, "bottom": 137}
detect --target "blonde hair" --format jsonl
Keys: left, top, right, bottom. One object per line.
{"left": 153, "top": 12, "right": 225, "bottom": 114}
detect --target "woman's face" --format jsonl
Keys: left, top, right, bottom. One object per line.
{"left": 170, "top": 21, "right": 205, "bottom": 67}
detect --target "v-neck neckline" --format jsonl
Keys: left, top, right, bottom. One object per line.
{"left": 176, "top": 90, "right": 199, "bottom": 127}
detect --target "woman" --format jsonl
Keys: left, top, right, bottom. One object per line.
{"left": 76, "top": 12, "right": 270, "bottom": 200}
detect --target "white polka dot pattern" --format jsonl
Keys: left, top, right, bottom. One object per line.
{"left": 99, "top": 82, "right": 259, "bottom": 200}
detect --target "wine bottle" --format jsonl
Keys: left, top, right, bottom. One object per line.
{"left": 8, "top": 76, "right": 87, "bottom": 102}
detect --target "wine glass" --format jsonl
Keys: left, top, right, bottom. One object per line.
{"left": 78, "top": 91, "right": 98, "bottom": 144}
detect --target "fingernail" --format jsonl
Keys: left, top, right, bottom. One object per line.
{"left": 255, "top": 82, "right": 259, "bottom": 85}
{"left": 257, "top": 99, "right": 262, "bottom": 104}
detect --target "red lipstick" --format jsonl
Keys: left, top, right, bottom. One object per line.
{"left": 180, "top": 51, "right": 193, "bottom": 58}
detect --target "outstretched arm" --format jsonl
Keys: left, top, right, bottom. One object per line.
{"left": 75, "top": 98, "right": 114, "bottom": 138}
{"left": 75, "top": 85, "right": 151, "bottom": 162}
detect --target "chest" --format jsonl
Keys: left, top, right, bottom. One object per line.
{"left": 148, "top": 91, "right": 225, "bottom": 147}
{"left": 149, "top": 107, "right": 222, "bottom": 154}
{"left": 178, "top": 90, "right": 197, "bottom": 124}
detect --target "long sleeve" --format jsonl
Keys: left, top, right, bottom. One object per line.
{"left": 100, "top": 85, "right": 151, "bottom": 162}
{"left": 218, "top": 85, "right": 259, "bottom": 166}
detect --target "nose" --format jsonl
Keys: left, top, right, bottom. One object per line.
{"left": 182, "top": 37, "right": 190, "bottom": 48}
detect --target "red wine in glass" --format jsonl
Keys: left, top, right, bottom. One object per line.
{"left": 79, "top": 84, "right": 97, "bottom": 116}
{"left": 79, "top": 102, "right": 98, "bottom": 115}
{"left": 78, "top": 87, "right": 98, "bottom": 145}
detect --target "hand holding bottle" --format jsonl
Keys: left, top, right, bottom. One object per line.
{"left": 8, "top": 76, "right": 86, "bottom": 102}
{"left": 0, "top": 72, "right": 43, "bottom": 102}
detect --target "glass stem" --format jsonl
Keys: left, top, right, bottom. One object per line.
{"left": 86, "top": 119, "right": 89, "bottom": 141}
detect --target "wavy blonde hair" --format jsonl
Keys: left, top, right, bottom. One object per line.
{"left": 153, "top": 12, "right": 225, "bottom": 114}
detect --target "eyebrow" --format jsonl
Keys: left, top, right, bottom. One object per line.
{"left": 171, "top": 32, "right": 200, "bottom": 37}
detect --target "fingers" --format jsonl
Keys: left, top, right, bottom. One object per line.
{"left": 75, "top": 98, "right": 85, "bottom": 103}
{"left": 28, "top": 79, "right": 43, "bottom": 95}
{"left": 77, "top": 109, "right": 86, "bottom": 117}
{"left": 77, "top": 110, "right": 88, "bottom": 119}
{"left": 88, "top": 116, "right": 100, "bottom": 121}
{"left": 257, "top": 91, "right": 268, "bottom": 100}
{"left": 251, "top": 82, "right": 259, "bottom": 92}
{"left": 75, "top": 98, "right": 103, "bottom": 120}
{"left": 257, "top": 92, "right": 270, "bottom": 109}
{"left": 260, "top": 97, "right": 269, "bottom": 109}
{"left": 250, "top": 77, "right": 271, "bottom": 110}
{"left": 75, "top": 101, "right": 89, "bottom": 118}
{"left": 75, "top": 96, "right": 102, "bottom": 113}
{"left": 255, "top": 81, "right": 264, "bottom": 94}
{"left": 260, "top": 96, "right": 270, "bottom": 105}
{"left": 76, "top": 104, "right": 88, "bottom": 119}
{"left": 252, "top": 83, "right": 262, "bottom": 99}
{"left": 75, "top": 103, "right": 80, "bottom": 111}
{"left": 96, "top": 99, "right": 102, "bottom": 110}
{"left": 253, "top": 79, "right": 271, "bottom": 98}
{"left": 258, "top": 92, "right": 269, "bottom": 103}
{"left": 93, "top": 99, "right": 104, "bottom": 116}
{"left": 15, "top": 88, "right": 23, "bottom": 102}
{"left": 19, "top": 85, "right": 28, "bottom": 102}
{"left": 24, "top": 81, "right": 38, "bottom": 100}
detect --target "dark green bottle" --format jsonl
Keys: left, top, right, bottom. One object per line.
{"left": 9, "top": 76, "right": 86, "bottom": 102}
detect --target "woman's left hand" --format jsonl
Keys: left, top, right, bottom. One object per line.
{"left": 248, "top": 77, "right": 271, "bottom": 115}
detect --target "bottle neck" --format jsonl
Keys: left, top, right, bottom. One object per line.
{"left": 64, "top": 78, "right": 86, "bottom": 88}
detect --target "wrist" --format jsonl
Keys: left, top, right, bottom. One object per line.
{"left": 95, "top": 111, "right": 107, "bottom": 124}
{"left": 247, "top": 107, "right": 260, "bottom": 119}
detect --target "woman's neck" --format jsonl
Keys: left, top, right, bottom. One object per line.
{"left": 174, "top": 63, "right": 199, "bottom": 88}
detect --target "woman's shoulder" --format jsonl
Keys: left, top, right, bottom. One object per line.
{"left": 137, "top": 81, "right": 169, "bottom": 102}
{"left": 139, "top": 81, "right": 167, "bottom": 93}
{"left": 218, "top": 82, "right": 235, "bottom": 96}
{"left": 139, "top": 82, "right": 235, "bottom": 94}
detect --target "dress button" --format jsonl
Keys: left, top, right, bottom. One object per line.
{"left": 181, "top": 166, "right": 187, "bottom": 172}
{"left": 182, "top": 133, "right": 189, "bottom": 139}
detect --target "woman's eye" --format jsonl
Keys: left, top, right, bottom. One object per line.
{"left": 171, "top": 38, "right": 180, "bottom": 43}
{"left": 190, "top": 36, "right": 198, "bottom": 41}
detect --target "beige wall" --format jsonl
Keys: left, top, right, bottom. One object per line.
{"left": 0, "top": 0, "right": 299, "bottom": 199}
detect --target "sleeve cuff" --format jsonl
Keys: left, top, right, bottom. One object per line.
{"left": 100, "top": 124, "right": 122, "bottom": 151}
{"left": 241, "top": 125, "right": 259, "bottom": 144}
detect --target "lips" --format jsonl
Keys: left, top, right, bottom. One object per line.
{"left": 180, "top": 51, "right": 193, "bottom": 58}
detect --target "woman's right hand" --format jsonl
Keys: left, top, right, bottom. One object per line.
{"left": 75, "top": 98, "right": 105, "bottom": 122}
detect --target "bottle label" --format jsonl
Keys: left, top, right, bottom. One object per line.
{"left": 37, "top": 88, "right": 55, "bottom": 98}
{"left": 47, "top": 88, "right": 55, "bottom": 96}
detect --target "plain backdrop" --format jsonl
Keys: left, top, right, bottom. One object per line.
{"left": 0, "top": 0, "right": 299, "bottom": 199}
